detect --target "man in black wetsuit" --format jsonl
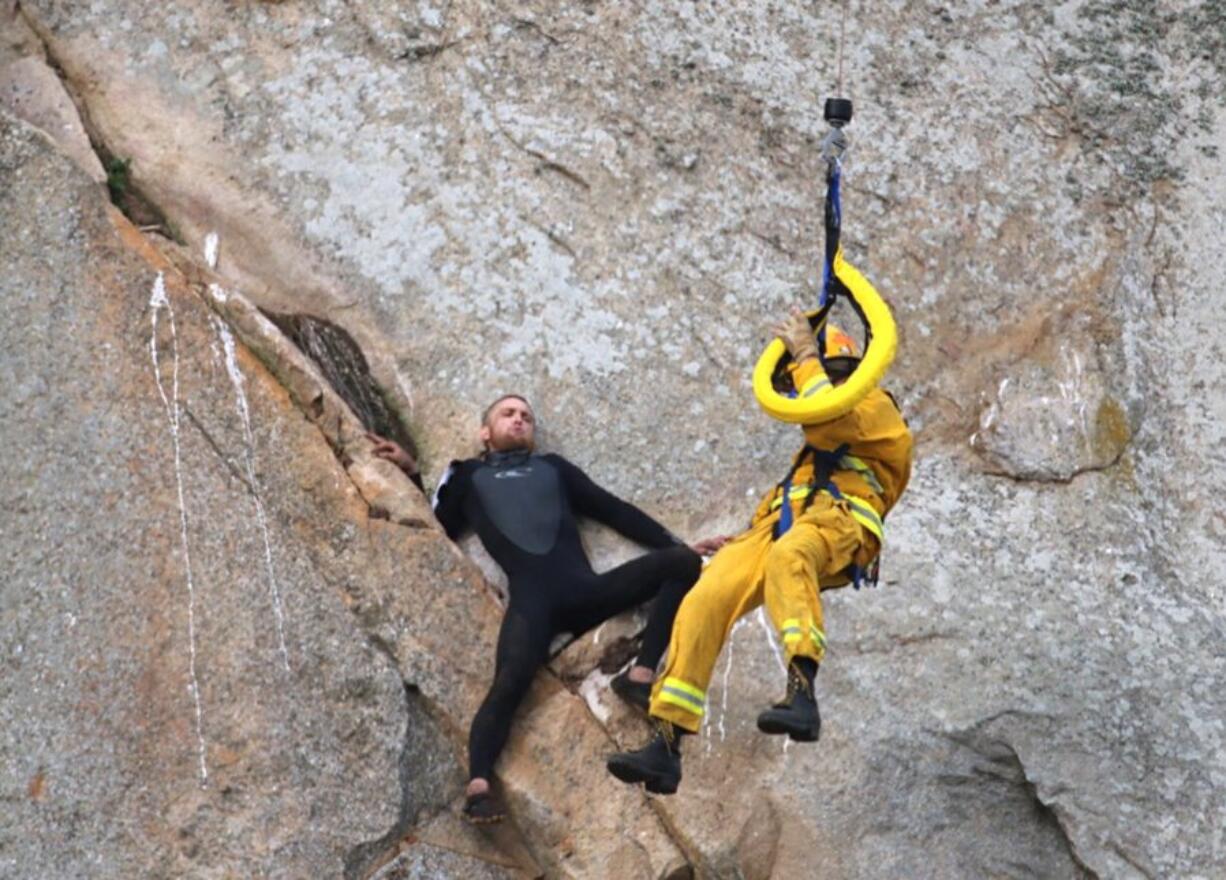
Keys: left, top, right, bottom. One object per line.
{"left": 370, "top": 394, "right": 724, "bottom": 823}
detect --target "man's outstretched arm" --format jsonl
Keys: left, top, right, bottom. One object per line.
{"left": 546, "top": 453, "right": 683, "bottom": 549}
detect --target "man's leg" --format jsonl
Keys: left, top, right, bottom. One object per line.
{"left": 560, "top": 544, "right": 701, "bottom": 706}
{"left": 606, "top": 523, "right": 774, "bottom": 793}
{"left": 465, "top": 599, "right": 552, "bottom": 822}
{"left": 757, "top": 498, "right": 863, "bottom": 741}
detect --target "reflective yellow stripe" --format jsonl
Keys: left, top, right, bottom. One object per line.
{"left": 800, "top": 373, "right": 833, "bottom": 398}
{"left": 659, "top": 677, "right": 705, "bottom": 715}
{"left": 802, "top": 489, "right": 885, "bottom": 543}
{"left": 766, "top": 479, "right": 887, "bottom": 544}
{"left": 769, "top": 488, "right": 885, "bottom": 541}
{"left": 837, "top": 455, "right": 884, "bottom": 494}
{"left": 662, "top": 677, "right": 705, "bottom": 701}
{"left": 768, "top": 486, "right": 815, "bottom": 511}
{"left": 658, "top": 688, "right": 705, "bottom": 716}
{"left": 783, "top": 621, "right": 827, "bottom": 653}
{"left": 842, "top": 496, "right": 885, "bottom": 542}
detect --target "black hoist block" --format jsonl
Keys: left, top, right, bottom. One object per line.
{"left": 824, "top": 97, "right": 853, "bottom": 128}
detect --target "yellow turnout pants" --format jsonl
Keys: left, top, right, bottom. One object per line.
{"left": 650, "top": 494, "right": 865, "bottom": 733}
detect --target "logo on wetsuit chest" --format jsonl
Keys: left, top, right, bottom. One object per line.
{"left": 493, "top": 467, "right": 533, "bottom": 479}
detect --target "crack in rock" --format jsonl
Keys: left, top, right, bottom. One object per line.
{"left": 18, "top": 9, "right": 178, "bottom": 235}
{"left": 938, "top": 716, "right": 1100, "bottom": 879}
{"left": 343, "top": 677, "right": 458, "bottom": 880}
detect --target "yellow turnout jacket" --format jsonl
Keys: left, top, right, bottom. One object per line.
{"left": 751, "top": 358, "right": 913, "bottom": 564}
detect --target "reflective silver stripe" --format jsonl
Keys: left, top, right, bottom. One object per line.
{"left": 809, "top": 488, "right": 886, "bottom": 542}
{"left": 801, "top": 376, "right": 833, "bottom": 398}
{"left": 661, "top": 684, "right": 705, "bottom": 710}
{"left": 843, "top": 497, "right": 884, "bottom": 541}
{"left": 837, "top": 455, "right": 884, "bottom": 494}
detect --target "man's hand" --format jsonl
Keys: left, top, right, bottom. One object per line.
{"left": 367, "top": 432, "right": 419, "bottom": 477}
{"left": 772, "top": 307, "right": 819, "bottom": 364}
{"left": 691, "top": 535, "right": 732, "bottom": 556}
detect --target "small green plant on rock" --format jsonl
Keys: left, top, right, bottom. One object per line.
{"left": 105, "top": 156, "right": 132, "bottom": 204}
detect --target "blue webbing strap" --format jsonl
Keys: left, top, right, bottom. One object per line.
{"left": 773, "top": 444, "right": 847, "bottom": 541}
{"left": 816, "top": 159, "right": 843, "bottom": 367}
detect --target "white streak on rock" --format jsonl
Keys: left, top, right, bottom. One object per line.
{"left": 203, "top": 231, "right": 220, "bottom": 269}
{"left": 207, "top": 323, "right": 224, "bottom": 368}
{"left": 701, "top": 682, "right": 713, "bottom": 756}
{"left": 578, "top": 670, "right": 614, "bottom": 725}
{"left": 754, "top": 607, "right": 791, "bottom": 756}
{"left": 755, "top": 606, "right": 788, "bottom": 677}
{"left": 1063, "top": 344, "right": 1092, "bottom": 453}
{"left": 213, "top": 313, "right": 291, "bottom": 672}
{"left": 718, "top": 618, "right": 748, "bottom": 743}
{"left": 149, "top": 272, "right": 208, "bottom": 788}
{"left": 394, "top": 367, "right": 415, "bottom": 418}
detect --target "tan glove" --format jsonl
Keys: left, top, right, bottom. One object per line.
{"left": 772, "top": 308, "right": 819, "bottom": 364}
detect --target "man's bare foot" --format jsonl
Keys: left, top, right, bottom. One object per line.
{"left": 626, "top": 664, "right": 653, "bottom": 684}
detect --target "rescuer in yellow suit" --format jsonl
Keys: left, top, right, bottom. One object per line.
{"left": 607, "top": 309, "right": 913, "bottom": 794}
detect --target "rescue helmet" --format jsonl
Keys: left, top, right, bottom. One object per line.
{"left": 822, "top": 323, "right": 861, "bottom": 381}
{"left": 822, "top": 323, "right": 860, "bottom": 359}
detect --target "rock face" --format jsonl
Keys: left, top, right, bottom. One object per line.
{"left": 4, "top": 0, "right": 1226, "bottom": 877}
{"left": 969, "top": 309, "right": 1130, "bottom": 482}
{"left": 0, "top": 113, "right": 685, "bottom": 878}
{"left": 0, "top": 112, "right": 405, "bottom": 877}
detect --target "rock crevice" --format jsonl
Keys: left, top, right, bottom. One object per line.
{"left": 16, "top": 8, "right": 175, "bottom": 233}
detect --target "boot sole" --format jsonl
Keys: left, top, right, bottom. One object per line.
{"left": 606, "top": 756, "right": 679, "bottom": 795}
{"left": 756, "top": 715, "right": 820, "bottom": 743}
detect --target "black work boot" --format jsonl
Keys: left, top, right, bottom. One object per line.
{"left": 606, "top": 719, "right": 684, "bottom": 794}
{"left": 756, "top": 657, "right": 821, "bottom": 742}
{"left": 610, "top": 669, "right": 651, "bottom": 712}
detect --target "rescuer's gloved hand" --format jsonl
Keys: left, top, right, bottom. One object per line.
{"left": 773, "top": 308, "right": 819, "bottom": 365}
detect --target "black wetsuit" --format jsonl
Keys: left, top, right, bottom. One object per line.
{"left": 432, "top": 449, "right": 701, "bottom": 781}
